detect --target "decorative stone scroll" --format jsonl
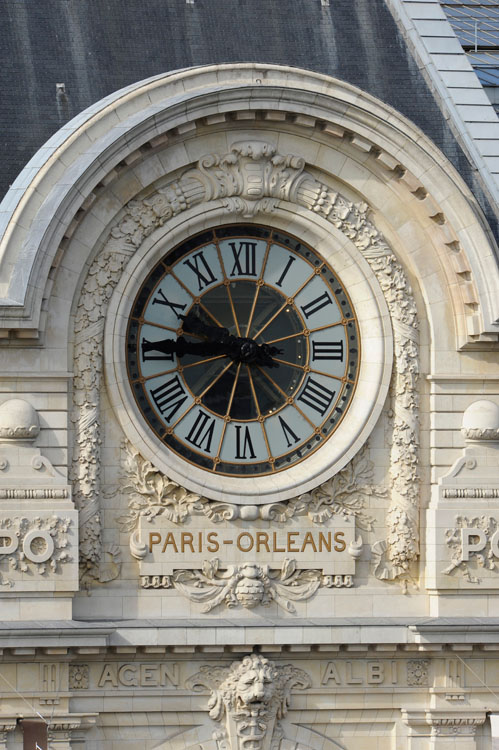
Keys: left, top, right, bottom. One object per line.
{"left": 72, "top": 140, "right": 419, "bottom": 584}
{"left": 186, "top": 654, "right": 311, "bottom": 750}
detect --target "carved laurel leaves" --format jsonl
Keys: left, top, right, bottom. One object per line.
{"left": 72, "top": 139, "right": 419, "bottom": 584}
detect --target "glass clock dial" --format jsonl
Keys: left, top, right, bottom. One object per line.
{"left": 126, "top": 225, "right": 360, "bottom": 477}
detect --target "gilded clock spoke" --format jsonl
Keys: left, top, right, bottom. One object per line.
{"left": 180, "top": 354, "right": 227, "bottom": 370}
{"left": 225, "top": 283, "right": 242, "bottom": 337}
{"left": 167, "top": 359, "right": 235, "bottom": 432}
{"left": 251, "top": 298, "right": 289, "bottom": 341}
{"left": 269, "top": 357, "right": 351, "bottom": 383}
{"left": 197, "top": 359, "right": 236, "bottom": 402}
{"left": 247, "top": 366, "right": 274, "bottom": 467}
{"left": 310, "top": 369, "right": 354, "bottom": 384}
{"left": 141, "top": 319, "right": 179, "bottom": 333}
{"left": 265, "top": 320, "right": 347, "bottom": 345}
{"left": 214, "top": 239, "right": 241, "bottom": 337}
{"left": 134, "top": 366, "right": 178, "bottom": 383}
{"left": 214, "top": 362, "right": 242, "bottom": 465}
{"left": 252, "top": 267, "right": 317, "bottom": 341}
{"left": 245, "top": 239, "right": 272, "bottom": 337}
{"left": 255, "top": 366, "right": 317, "bottom": 429}
{"left": 169, "top": 268, "right": 226, "bottom": 329}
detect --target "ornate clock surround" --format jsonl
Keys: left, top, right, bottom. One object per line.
{"left": 105, "top": 194, "right": 392, "bottom": 505}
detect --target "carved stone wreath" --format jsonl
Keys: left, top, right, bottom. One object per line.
{"left": 71, "top": 140, "right": 419, "bottom": 585}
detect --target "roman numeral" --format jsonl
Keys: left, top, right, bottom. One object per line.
{"left": 300, "top": 291, "right": 333, "bottom": 319}
{"left": 229, "top": 241, "right": 257, "bottom": 276}
{"left": 150, "top": 376, "right": 188, "bottom": 422}
{"left": 297, "top": 377, "right": 335, "bottom": 417}
{"left": 152, "top": 289, "right": 187, "bottom": 318}
{"left": 275, "top": 255, "right": 296, "bottom": 287}
{"left": 312, "top": 341, "right": 344, "bottom": 361}
{"left": 185, "top": 410, "right": 216, "bottom": 453}
{"left": 278, "top": 416, "right": 300, "bottom": 448}
{"left": 141, "top": 337, "right": 175, "bottom": 362}
{"left": 183, "top": 251, "right": 217, "bottom": 291}
{"left": 235, "top": 425, "right": 256, "bottom": 459}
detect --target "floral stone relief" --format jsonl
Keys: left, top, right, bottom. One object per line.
{"left": 122, "top": 440, "right": 368, "bottom": 611}
{"left": 73, "top": 140, "right": 419, "bottom": 586}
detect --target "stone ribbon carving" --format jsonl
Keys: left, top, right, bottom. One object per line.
{"left": 72, "top": 140, "right": 419, "bottom": 584}
{"left": 173, "top": 559, "right": 321, "bottom": 613}
{"left": 186, "top": 654, "right": 311, "bottom": 750}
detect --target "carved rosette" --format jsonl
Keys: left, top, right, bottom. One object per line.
{"left": 72, "top": 140, "right": 419, "bottom": 584}
{"left": 186, "top": 654, "right": 311, "bottom": 750}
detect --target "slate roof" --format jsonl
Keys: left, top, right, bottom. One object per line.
{"left": 1, "top": 0, "right": 497, "bottom": 236}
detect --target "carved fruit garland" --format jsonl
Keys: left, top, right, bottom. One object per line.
{"left": 72, "top": 140, "right": 419, "bottom": 584}
{"left": 119, "top": 440, "right": 379, "bottom": 534}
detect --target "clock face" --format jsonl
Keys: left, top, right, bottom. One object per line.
{"left": 126, "top": 225, "right": 360, "bottom": 477}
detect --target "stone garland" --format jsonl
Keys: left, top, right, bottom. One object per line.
{"left": 173, "top": 559, "right": 322, "bottom": 614}
{"left": 118, "top": 440, "right": 379, "bottom": 533}
{"left": 72, "top": 140, "right": 419, "bottom": 585}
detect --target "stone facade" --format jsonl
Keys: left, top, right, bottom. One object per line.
{"left": 0, "top": 33, "right": 498, "bottom": 750}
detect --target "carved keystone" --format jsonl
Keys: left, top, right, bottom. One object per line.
{"left": 186, "top": 654, "right": 311, "bottom": 750}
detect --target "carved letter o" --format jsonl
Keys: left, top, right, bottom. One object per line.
{"left": 22, "top": 530, "right": 54, "bottom": 563}
{"left": 490, "top": 530, "right": 499, "bottom": 558}
{"left": 0, "top": 532, "right": 18, "bottom": 555}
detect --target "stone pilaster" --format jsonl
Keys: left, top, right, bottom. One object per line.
{"left": 47, "top": 715, "right": 97, "bottom": 750}
{"left": 403, "top": 710, "right": 486, "bottom": 749}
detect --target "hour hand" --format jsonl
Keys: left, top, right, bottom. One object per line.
{"left": 180, "top": 312, "right": 228, "bottom": 342}
{"left": 141, "top": 336, "right": 223, "bottom": 359}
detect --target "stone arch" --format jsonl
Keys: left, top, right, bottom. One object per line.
{"left": 0, "top": 64, "right": 496, "bottom": 350}
{"left": 74, "top": 138, "right": 416, "bottom": 586}
{"left": 1, "top": 64, "right": 497, "bottom": 589}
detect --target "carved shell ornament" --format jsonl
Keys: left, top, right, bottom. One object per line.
{"left": 73, "top": 140, "right": 419, "bottom": 586}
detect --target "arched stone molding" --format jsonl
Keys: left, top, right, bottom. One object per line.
{"left": 73, "top": 139, "right": 417, "bottom": 586}
{"left": 0, "top": 64, "right": 497, "bottom": 353}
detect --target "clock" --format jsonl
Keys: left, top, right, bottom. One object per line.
{"left": 125, "top": 225, "right": 360, "bottom": 478}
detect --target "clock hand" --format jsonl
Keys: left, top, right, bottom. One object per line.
{"left": 180, "top": 312, "right": 229, "bottom": 343}
{"left": 144, "top": 313, "right": 282, "bottom": 365}
{"left": 181, "top": 312, "right": 281, "bottom": 363}
{"left": 141, "top": 336, "right": 227, "bottom": 359}
{"left": 142, "top": 334, "right": 282, "bottom": 366}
